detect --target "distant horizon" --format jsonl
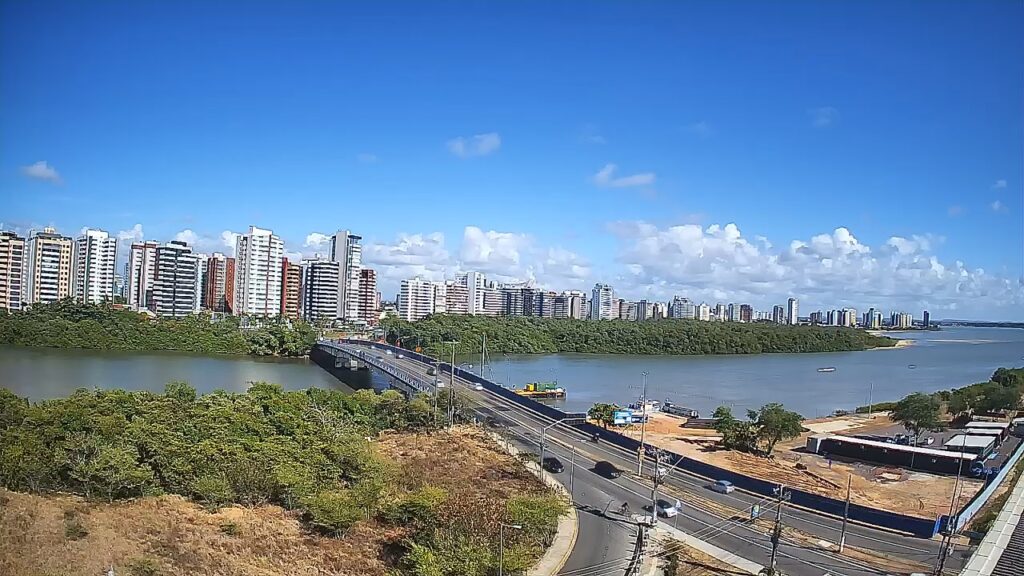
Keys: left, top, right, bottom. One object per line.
{"left": 2, "top": 1, "right": 1021, "bottom": 320}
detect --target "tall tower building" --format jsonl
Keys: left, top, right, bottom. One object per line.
{"left": 23, "top": 227, "right": 73, "bottom": 305}
{"left": 772, "top": 305, "right": 785, "bottom": 324}
{"left": 698, "top": 302, "right": 711, "bottom": 321}
{"left": 301, "top": 259, "right": 340, "bottom": 322}
{"left": 787, "top": 297, "right": 799, "bottom": 325}
{"left": 358, "top": 268, "right": 379, "bottom": 325}
{"left": 203, "top": 253, "right": 235, "bottom": 313}
{"left": 590, "top": 283, "right": 615, "bottom": 320}
{"left": 73, "top": 228, "right": 117, "bottom": 304}
{"left": 922, "top": 310, "right": 930, "bottom": 328}
{"left": 148, "top": 241, "right": 198, "bottom": 318}
{"left": 127, "top": 241, "right": 159, "bottom": 310}
{"left": 0, "top": 231, "right": 25, "bottom": 311}
{"left": 233, "top": 226, "right": 284, "bottom": 317}
{"left": 280, "top": 259, "right": 301, "bottom": 319}
{"left": 329, "top": 230, "right": 362, "bottom": 322}
{"left": 398, "top": 278, "right": 435, "bottom": 321}
{"left": 462, "top": 271, "right": 487, "bottom": 314}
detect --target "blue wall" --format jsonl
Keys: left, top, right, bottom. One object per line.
{"left": 329, "top": 340, "right": 942, "bottom": 537}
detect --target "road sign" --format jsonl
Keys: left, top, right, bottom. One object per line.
{"left": 751, "top": 504, "right": 761, "bottom": 520}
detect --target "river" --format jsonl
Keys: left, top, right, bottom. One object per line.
{"left": 2, "top": 327, "right": 1022, "bottom": 417}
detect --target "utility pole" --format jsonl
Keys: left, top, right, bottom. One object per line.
{"left": 650, "top": 447, "right": 661, "bottom": 526}
{"left": 768, "top": 484, "right": 790, "bottom": 576}
{"left": 444, "top": 340, "right": 459, "bottom": 427}
{"left": 569, "top": 444, "right": 577, "bottom": 498}
{"left": 839, "top": 474, "right": 851, "bottom": 552}
{"left": 935, "top": 435, "right": 968, "bottom": 575}
{"left": 867, "top": 381, "right": 874, "bottom": 418}
{"left": 637, "top": 370, "right": 649, "bottom": 476}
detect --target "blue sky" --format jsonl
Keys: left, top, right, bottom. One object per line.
{"left": 2, "top": 1, "right": 1022, "bottom": 319}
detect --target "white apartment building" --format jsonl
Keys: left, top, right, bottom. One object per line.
{"left": 445, "top": 280, "right": 469, "bottom": 314}
{"left": 398, "top": 278, "right": 436, "bottom": 321}
{"left": 127, "top": 240, "right": 159, "bottom": 310}
{"left": 698, "top": 302, "right": 711, "bottom": 321}
{"left": 329, "top": 230, "right": 362, "bottom": 322}
{"left": 234, "top": 226, "right": 284, "bottom": 317}
{"left": 787, "top": 297, "right": 799, "bottom": 325}
{"left": 0, "top": 231, "right": 25, "bottom": 311}
{"left": 481, "top": 284, "right": 502, "bottom": 316}
{"left": 669, "top": 296, "right": 696, "bottom": 319}
{"left": 192, "top": 253, "right": 208, "bottom": 313}
{"left": 73, "top": 228, "right": 117, "bottom": 304}
{"left": 301, "top": 259, "right": 340, "bottom": 323}
{"left": 714, "top": 303, "right": 728, "bottom": 321}
{"left": 460, "top": 271, "right": 488, "bottom": 314}
{"left": 149, "top": 241, "right": 198, "bottom": 318}
{"left": 23, "top": 227, "right": 73, "bottom": 305}
{"left": 590, "top": 283, "right": 615, "bottom": 320}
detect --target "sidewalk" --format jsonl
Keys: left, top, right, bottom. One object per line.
{"left": 654, "top": 521, "right": 765, "bottom": 575}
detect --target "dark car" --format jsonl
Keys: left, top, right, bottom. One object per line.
{"left": 542, "top": 457, "right": 564, "bottom": 473}
{"left": 593, "top": 460, "right": 621, "bottom": 479}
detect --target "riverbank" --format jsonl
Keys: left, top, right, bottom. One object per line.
{"left": 869, "top": 338, "right": 914, "bottom": 350}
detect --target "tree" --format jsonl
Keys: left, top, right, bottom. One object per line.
{"left": 588, "top": 403, "right": 620, "bottom": 428}
{"left": 750, "top": 403, "right": 804, "bottom": 457}
{"left": 890, "top": 392, "right": 942, "bottom": 439}
{"left": 303, "top": 490, "right": 362, "bottom": 536}
{"left": 976, "top": 381, "right": 1022, "bottom": 414}
{"left": 712, "top": 405, "right": 757, "bottom": 453}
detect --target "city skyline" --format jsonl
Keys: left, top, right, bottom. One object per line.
{"left": 2, "top": 2, "right": 1022, "bottom": 320}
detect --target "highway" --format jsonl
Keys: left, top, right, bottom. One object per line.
{"left": 333, "top": 342, "right": 967, "bottom": 576}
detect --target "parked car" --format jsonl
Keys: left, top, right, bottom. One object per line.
{"left": 710, "top": 480, "right": 735, "bottom": 494}
{"left": 543, "top": 457, "right": 564, "bottom": 473}
{"left": 594, "top": 460, "right": 622, "bottom": 479}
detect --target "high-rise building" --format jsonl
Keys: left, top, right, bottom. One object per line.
{"left": 203, "top": 253, "right": 235, "bottom": 313}
{"left": 460, "top": 271, "right": 487, "bottom": 315}
{"left": 698, "top": 302, "right": 711, "bottom": 321}
{"left": 651, "top": 302, "right": 666, "bottom": 320}
{"left": 431, "top": 281, "right": 447, "bottom": 314}
{"left": 148, "top": 241, "right": 198, "bottom": 318}
{"left": 619, "top": 300, "right": 636, "bottom": 321}
{"left": 809, "top": 311, "right": 823, "bottom": 325}
{"left": 787, "top": 297, "right": 799, "bottom": 325}
{"left": 358, "top": 268, "right": 379, "bottom": 325}
{"left": 533, "top": 290, "right": 557, "bottom": 318}
{"left": 329, "top": 230, "right": 362, "bottom": 322}
{"left": 301, "top": 259, "right": 340, "bottom": 323}
{"left": 714, "top": 303, "right": 727, "bottom": 321}
{"left": 443, "top": 279, "right": 468, "bottom": 315}
{"left": 481, "top": 284, "right": 503, "bottom": 316}
{"left": 669, "top": 296, "right": 695, "bottom": 319}
{"left": 635, "top": 299, "right": 650, "bottom": 321}
{"left": 567, "top": 290, "right": 587, "bottom": 319}
{"left": 398, "top": 278, "right": 436, "bottom": 321}
{"left": 890, "top": 311, "right": 913, "bottom": 329}
{"left": 727, "top": 303, "right": 741, "bottom": 322}
{"left": 590, "top": 283, "right": 615, "bottom": 320}
{"left": 922, "top": 310, "right": 930, "bottom": 328}
{"left": 772, "top": 305, "right": 785, "bottom": 324}
{"left": 127, "top": 241, "right": 159, "bottom": 310}
{"left": 0, "top": 231, "right": 25, "bottom": 311}
{"left": 23, "top": 227, "right": 73, "bottom": 305}
{"left": 280, "top": 259, "right": 301, "bottom": 319}
{"left": 192, "top": 254, "right": 208, "bottom": 313}
{"left": 739, "top": 304, "right": 753, "bottom": 323}
{"left": 234, "top": 226, "right": 284, "bottom": 317}
{"left": 73, "top": 228, "right": 117, "bottom": 304}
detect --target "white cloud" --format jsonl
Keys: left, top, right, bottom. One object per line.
{"left": 808, "top": 106, "right": 839, "bottom": 128}
{"left": 117, "top": 224, "right": 145, "bottom": 244}
{"left": 991, "top": 200, "right": 1007, "bottom": 212}
{"left": 21, "top": 160, "right": 62, "bottom": 183}
{"left": 356, "top": 153, "right": 378, "bottom": 163}
{"left": 447, "top": 132, "right": 501, "bottom": 158}
{"left": 220, "top": 231, "right": 239, "bottom": 250}
{"left": 173, "top": 229, "right": 200, "bottom": 245}
{"left": 992, "top": 179, "right": 1007, "bottom": 189}
{"left": 606, "top": 220, "right": 1021, "bottom": 319}
{"left": 592, "top": 163, "right": 656, "bottom": 188}
{"left": 304, "top": 232, "right": 330, "bottom": 248}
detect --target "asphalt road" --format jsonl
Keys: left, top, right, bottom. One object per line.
{"left": 337, "top": 342, "right": 969, "bottom": 576}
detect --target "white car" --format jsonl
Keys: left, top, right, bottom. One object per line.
{"left": 436, "top": 382, "right": 446, "bottom": 389}
{"left": 474, "top": 383, "right": 484, "bottom": 391}
{"left": 397, "top": 354, "right": 404, "bottom": 359}
{"left": 385, "top": 350, "right": 393, "bottom": 355}
{"left": 654, "top": 500, "right": 679, "bottom": 518}
{"left": 710, "top": 480, "right": 735, "bottom": 494}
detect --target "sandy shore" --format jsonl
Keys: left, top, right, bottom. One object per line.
{"left": 870, "top": 338, "right": 913, "bottom": 350}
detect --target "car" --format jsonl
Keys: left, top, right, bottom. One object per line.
{"left": 436, "top": 382, "right": 446, "bottom": 388}
{"left": 474, "top": 383, "right": 484, "bottom": 391}
{"left": 645, "top": 499, "right": 678, "bottom": 518}
{"left": 385, "top": 350, "right": 393, "bottom": 355}
{"left": 594, "top": 460, "right": 622, "bottom": 479}
{"left": 710, "top": 480, "right": 734, "bottom": 494}
{"left": 376, "top": 356, "right": 384, "bottom": 360}
{"left": 426, "top": 366, "right": 437, "bottom": 376}
{"left": 542, "top": 457, "right": 564, "bottom": 473}
{"left": 397, "top": 354, "right": 404, "bottom": 359}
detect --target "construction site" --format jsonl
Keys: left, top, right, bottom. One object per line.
{"left": 618, "top": 411, "right": 988, "bottom": 520}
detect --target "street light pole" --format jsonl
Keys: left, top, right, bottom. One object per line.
{"left": 569, "top": 444, "right": 576, "bottom": 498}
{"left": 768, "top": 484, "right": 790, "bottom": 576}
{"left": 935, "top": 434, "right": 968, "bottom": 575}
{"left": 443, "top": 340, "right": 459, "bottom": 427}
{"left": 499, "top": 523, "right": 522, "bottom": 576}
{"left": 638, "top": 370, "right": 649, "bottom": 476}
{"left": 839, "top": 474, "right": 851, "bottom": 552}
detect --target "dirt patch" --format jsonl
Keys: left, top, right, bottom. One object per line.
{"left": 658, "top": 537, "right": 747, "bottom": 576}
{"left": 623, "top": 412, "right": 981, "bottom": 518}
{"left": 0, "top": 427, "right": 551, "bottom": 576}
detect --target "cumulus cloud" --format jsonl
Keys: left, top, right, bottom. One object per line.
{"left": 174, "top": 230, "right": 200, "bottom": 245}
{"left": 808, "top": 106, "right": 839, "bottom": 128}
{"left": 607, "top": 220, "right": 1021, "bottom": 319}
{"left": 21, "top": 160, "right": 62, "bottom": 183}
{"left": 220, "top": 231, "right": 240, "bottom": 251}
{"left": 304, "top": 232, "right": 330, "bottom": 248}
{"left": 593, "top": 163, "right": 656, "bottom": 188}
{"left": 447, "top": 132, "right": 501, "bottom": 158}
{"left": 991, "top": 200, "right": 1006, "bottom": 212}
{"left": 992, "top": 179, "right": 1007, "bottom": 189}
{"left": 117, "top": 224, "right": 145, "bottom": 244}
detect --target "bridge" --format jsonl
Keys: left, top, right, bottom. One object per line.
{"left": 314, "top": 339, "right": 965, "bottom": 576}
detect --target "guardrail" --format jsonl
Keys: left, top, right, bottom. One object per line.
{"left": 324, "top": 339, "right": 951, "bottom": 537}
{"left": 941, "top": 438, "right": 1024, "bottom": 533}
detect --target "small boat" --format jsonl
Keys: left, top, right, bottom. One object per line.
{"left": 907, "top": 364, "right": 917, "bottom": 369}
{"left": 817, "top": 367, "right": 837, "bottom": 373}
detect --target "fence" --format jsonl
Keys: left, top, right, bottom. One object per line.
{"left": 941, "top": 439, "right": 1024, "bottom": 533}
{"left": 326, "top": 339, "right": 990, "bottom": 538}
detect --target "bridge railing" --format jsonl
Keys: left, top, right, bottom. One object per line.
{"left": 326, "top": 339, "right": 944, "bottom": 537}
{"left": 320, "top": 342, "right": 433, "bottom": 395}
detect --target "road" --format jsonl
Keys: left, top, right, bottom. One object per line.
{"left": 338, "top": 342, "right": 968, "bottom": 576}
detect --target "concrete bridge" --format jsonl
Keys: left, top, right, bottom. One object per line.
{"left": 313, "top": 340, "right": 435, "bottom": 396}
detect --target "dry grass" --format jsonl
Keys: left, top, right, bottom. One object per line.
{"left": 0, "top": 426, "right": 549, "bottom": 576}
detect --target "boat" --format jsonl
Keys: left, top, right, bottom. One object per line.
{"left": 514, "top": 381, "right": 566, "bottom": 399}
{"left": 817, "top": 367, "right": 837, "bottom": 373}
{"left": 907, "top": 364, "right": 917, "bottom": 369}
